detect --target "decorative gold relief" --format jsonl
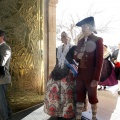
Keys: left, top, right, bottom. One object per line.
{"left": 0, "top": 0, "right": 44, "bottom": 112}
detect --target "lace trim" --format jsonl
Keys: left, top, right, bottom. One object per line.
{"left": 57, "top": 43, "right": 72, "bottom": 68}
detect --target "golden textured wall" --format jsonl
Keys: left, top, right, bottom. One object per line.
{"left": 0, "top": 0, "right": 44, "bottom": 112}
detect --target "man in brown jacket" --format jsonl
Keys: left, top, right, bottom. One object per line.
{"left": 74, "top": 17, "right": 103, "bottom": 120}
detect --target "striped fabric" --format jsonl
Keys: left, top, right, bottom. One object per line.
{"left": 65, "top": 59, "right": 78, "bottom": 77}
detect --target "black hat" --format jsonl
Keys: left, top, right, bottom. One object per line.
{"left": 76, "top": 16, "right": 97, "bottom": 34}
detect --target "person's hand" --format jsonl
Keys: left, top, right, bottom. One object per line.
{"left": 114, "top": 60, "right": 117, "bottom": 64}
{"left": 90, "top": 80, "right": 98, "bottom": 87}
{"left": 77, "top": 53, "right": 84, "bottom": 59}
{"left": 0, "top": 75, "right": 5, "bottom": 78}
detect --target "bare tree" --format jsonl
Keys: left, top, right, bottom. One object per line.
{"left": 56, "top": 5, "right": 113, "bottom": 45}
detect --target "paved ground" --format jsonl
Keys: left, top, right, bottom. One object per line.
{"left": 11, "top": 85, "right": 120, "bottom": 120}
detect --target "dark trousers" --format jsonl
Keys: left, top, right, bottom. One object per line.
{"left": 76, "top": 68, "right": 98, "bottom": 104}
{"left": 0, "top": 84, "right": 12, "bottom": 120}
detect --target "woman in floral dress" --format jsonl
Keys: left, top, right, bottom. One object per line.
{"left": 44, "top": 31, "right": 75, "bottom": 120}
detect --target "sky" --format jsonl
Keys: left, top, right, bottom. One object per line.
{"left": 56, "top": 0, "right": 120, "bottom": 46}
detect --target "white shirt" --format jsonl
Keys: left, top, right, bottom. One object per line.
{"left": 0, "top": 41, "right": 11, "bottom": 66}
{"left": 0, "top": 41, "right": 5, "bottom": 46}
{"left": 84, "top": 37, "right": 88, "bottom": 43}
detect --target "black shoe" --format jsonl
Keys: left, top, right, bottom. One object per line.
{"left": 98, "top": 86, "right": 102, "bottom": 90}
{"left": 118, "top": 91, "right": 120, "bottom": 95}
{"left": 104, "top": 86, "right": 106, "bottom": 90}
{"left": 57, "top": 117, "right": 62, "bottom": 120}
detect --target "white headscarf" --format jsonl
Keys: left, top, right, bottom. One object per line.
{"left": 57, "top": 32, "right": 72, "bottom": 68}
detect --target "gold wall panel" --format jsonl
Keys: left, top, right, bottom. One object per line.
{"left": 0, "top": 0, "right": 44, "bottom": 112}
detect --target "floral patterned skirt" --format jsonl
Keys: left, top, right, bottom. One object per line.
{"left": 44, "top": 73, "right": 75, "bottom": 118}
